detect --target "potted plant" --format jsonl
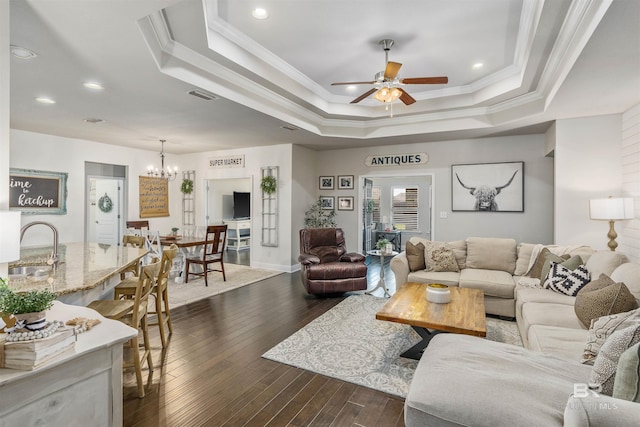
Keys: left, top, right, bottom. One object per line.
{"left": 0, "top": 278, "right": 57, "bottom": 331}
{"left": 376, "top": 238, "right": 390, "bottom": 250}
{"left": 171, "top": 227, "right": 179, "bottom": 236}
{"left": 260, "top": 175, "right": 277, "bottom": 195}
{"left": 180, "top": 178, "right": 194, "bottom": 195}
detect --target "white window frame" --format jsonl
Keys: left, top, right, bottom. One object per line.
{"left": 391, "top": 186, "right": 419, "bottom": 231}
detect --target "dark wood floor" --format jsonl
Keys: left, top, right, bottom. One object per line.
{"left": 123, "top": 270, "right": 405, "bottom": 426}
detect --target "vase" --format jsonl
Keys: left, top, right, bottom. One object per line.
{"left": 426, "top": 283, "right": 451, "bottom": 304}
{"left": 14, "top": 311, "right": 47, "bottom": 331}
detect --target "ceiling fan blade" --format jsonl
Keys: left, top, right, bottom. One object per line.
{"left": 331, "top": 81, "right": 376, "bottom": 86}
{"left": 384, "top": 62, "right": 402, "bottom": 80}
{"left": 399, "top": 89, "right": 416, "bottom": 105}
{"left": 350, "top": 88, "right": 377, "bottom": 104}
{"left": 400, "top": 76, "right": 449, "bottom": 85}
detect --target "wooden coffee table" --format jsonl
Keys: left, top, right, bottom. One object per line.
{"left": 376, "top": 282, "right": 486, "bottom": 359}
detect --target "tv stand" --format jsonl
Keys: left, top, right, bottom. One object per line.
{"left": 224, "top": 218, "right": 251, "bottom": 251}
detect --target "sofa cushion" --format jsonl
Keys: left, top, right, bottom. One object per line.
{"left": 465, "top": 237, "right": 517, "bottom": 273}
{"left": 611, "top": 262, "right": 640, "bottom": 303}
{"left": 520, "top": 303, "right": 586, "bottom": 345}
{"left": 613, "top": 342, "right": 640, "bottom": 402}
{"left": 407, "top": 270, "right": 460, "bottom": 287}
{"left": 459, "top": 268, "right": 515, "bottom": 299}
{"left": 584, "top": 250, "right": 628, "bottom": 280}
{"left": 544, "top": 263, "right": 590, "bottom": 296}
{"left": 405, "top": 334, "right": 592, "bottom": 427}
{"left": 527, "top": 324, "right": 588, "bottom": 361}
{"left": 589, "top": 324, "right": 640, "bottom": 396}
{"left": 514, "top": 242, "right": 537, "bottom": 276}
{"left": 306, "top": 262, "right": 367, "bottom": 280}
{"left": 309, "top": 246, "right": 341, "bottom": 263}
{"left": 405, "top": 241, "right": 426, "bottom": 272}
{"left": 424, "top": 241, "right": 459, "bottom": 273}
{"left": 574, "top": 275, "right": 639, "bottom": 328}
{"left": 447, "top": 239, "right": 467, "bottom": 270}
{"left": 515, "top": 286, "right": 576, "bottom": 326}
{"left": 582, "top": 308, "right": 640, "bottom": 365}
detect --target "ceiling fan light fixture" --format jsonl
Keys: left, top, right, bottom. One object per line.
{"left": 373, "top": 87, "right": 401, "bottom": 103}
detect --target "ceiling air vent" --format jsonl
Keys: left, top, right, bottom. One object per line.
{"left": 187, "top": 89, "right": 217, "bottom": 101}
{"left": 281, "top": 124, "right": 299, "bottom": 131}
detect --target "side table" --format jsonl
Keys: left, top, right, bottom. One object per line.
{"left": 366, "top": 249, "right": 399, "bottom": 297}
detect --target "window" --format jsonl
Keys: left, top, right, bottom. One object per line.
{"left": 392, "top": 187, "right": 418, "bottom": 230}
{"left": 371, "top": 186, "right": 381, "bottom": 223}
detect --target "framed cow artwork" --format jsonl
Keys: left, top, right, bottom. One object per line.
{"left": 451, "top": 162, "right": 524, "bottom": 212}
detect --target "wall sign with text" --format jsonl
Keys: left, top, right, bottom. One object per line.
{"left": 9, "top": 169, "right": 68, "bottom": 215}
{"left": 365, "top": 153, "right": 428, "bottom": 167}
{"left": 139, "top": 176, "right": 169, "bottom": 218}
{"left": 208, "top": 154, "right": 245, "bottom": 169}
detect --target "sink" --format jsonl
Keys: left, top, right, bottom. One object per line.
{"left": 8, "top": 265, "right": 52, "bottom": 279}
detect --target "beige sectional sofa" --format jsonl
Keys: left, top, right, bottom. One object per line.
{"left": 395, "top": 238, "right": 640, "bottom": 426}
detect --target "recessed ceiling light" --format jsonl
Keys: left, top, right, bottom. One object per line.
{"left": 252, "top": 7, "right": 269, "bottom": 19}
{"left": 10, "top": 45, "right": 37, "bottom": 60}
{"left": 83, "top": 82, "right": 104, "bottom": 90}
{"left": 35, "top": 97, "right": 56, "bottom": 104}
{"left": 472, "top": 62, "right": 484, "bottom": 69}
{"left": 83, "top": 118, "right": 105, "bottom": 124}
{"left": 347, "top": 85, "right": 357, "bottom": 91}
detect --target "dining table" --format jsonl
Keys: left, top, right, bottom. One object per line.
{"left": 158, "top": 235, "right": 208, "bottom": 279}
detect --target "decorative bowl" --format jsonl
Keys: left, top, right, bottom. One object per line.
{"left": 426, "top": 283, "right": 451, "bottom": 304}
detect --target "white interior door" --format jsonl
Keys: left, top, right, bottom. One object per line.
{"left": 94, "top": 179, "right": 121, "bottom": 245}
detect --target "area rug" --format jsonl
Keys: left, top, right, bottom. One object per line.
{"left": 166, "top": 263, "right": 282, "bottom": 309}
{"left": 262, "top": 294, "right": 523, "bottom": 398}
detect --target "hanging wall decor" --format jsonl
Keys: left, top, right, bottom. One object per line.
{"left": 98, "top": 193, "right": 113, "bottom": 213}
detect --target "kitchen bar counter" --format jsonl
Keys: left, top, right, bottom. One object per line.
{"left": 8, "top": 242, "right": 147, "bottom": 305}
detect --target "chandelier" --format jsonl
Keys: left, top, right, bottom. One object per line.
{"left": 147, "top": 139, "right": 178, "bottom": 181}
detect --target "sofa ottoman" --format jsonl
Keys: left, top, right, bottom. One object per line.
{"left": 405, "top": 334, "right": 592, "bottom": 427}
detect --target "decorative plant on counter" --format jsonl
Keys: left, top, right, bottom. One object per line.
{"left": 0, "top": 278, "right": 56, "bottom": 331}
{"left": 180, "top": 178, "right": 194, "bottom": 194}
{"left": 260, "top": 175, "right": 277, "bottom": 195}
{"left": 304, "top": 197, "right": 337, "bottom": 228}
{"left": 376, "top": 238, "right": 390, "bottom": 250}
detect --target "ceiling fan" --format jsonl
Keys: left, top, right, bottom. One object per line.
{"left": 331, "top": 39, "right": 448, "bottom": 105}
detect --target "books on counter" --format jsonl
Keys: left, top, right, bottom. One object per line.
{"left": 2, "top": 327, "right": 77, "bottom": 371}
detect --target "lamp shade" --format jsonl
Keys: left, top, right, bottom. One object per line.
{"left": 590, "top": 197, "right": 635, "bottom": 221}
{"left": 0, "top": 211, "right": 21, "bottom": 263}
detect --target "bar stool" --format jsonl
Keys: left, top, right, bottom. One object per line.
{"left": 120, "top": 234, "right": 146, "bottom": 280}
{"left": 88, "top": 260, "right": 159, "bottom": 398}
{"left": 113, "top": 244, "right": 178, "bottom": 348}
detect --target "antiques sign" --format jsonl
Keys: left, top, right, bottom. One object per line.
{"left": 139, "top": 176, "right": 169, "bottom": 218}
{"left": 9, "top": 168, "right": 68, "bottom": 214}
{"left": 365, "top": 153, "right": 429, "bottom": 167}
{"left": 208, "top": 154, "right": 245, "bottom": 169}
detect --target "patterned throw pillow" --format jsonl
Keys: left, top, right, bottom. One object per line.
{"left": 589, "top": 324, "right": 640, "bottom": 395}
{"left": 406, "top": 241, "right": 426, "bottom": 272}
{"left": 544, "top": 262, "right": 590, "bottom": 296}
{"left": 575, "top": 275, "right": 639, "bottom": 328}
{"left": 424, "top": 242, "right": 460, "bottom": 273}
{"left": 582, "top": 308, "right": 640, "bottom": 365}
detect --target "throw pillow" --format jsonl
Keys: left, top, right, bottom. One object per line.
{"left": 613, "top": 342, "right": 640, "bottom": 402}
{"left": 582, "top": 308, "right": 640, "bottom": 365}
{"left": 589, "top": 324, "right": 640, "bottom": 395}
{"left": 424, "top": 241, "right": 460, "bottom": 273}
{"left": 544, "top": 263, "right": 590, "bottom": 296}
{"left": 406, "top": 241, "right": 426, "bottom": 272}
{"left": 575, "top": 275, "right": 639, "bottom": 328}
{"left": 540, "top": 254, "right": 572, "bottom": 286}
{"left": 527, "top": 247, "right": 551, "bottom": 279}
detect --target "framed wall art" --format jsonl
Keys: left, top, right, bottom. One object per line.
{"left": 337, "top": 196, "right": 354, "bottom": 211}
{"left": 319, "top": 176, "right": 334, "bottom": 190}
{"left": 320, "top": 196, "right": 335, "bottom": 210}
{"left": 451, "top": 161, "right": 524, "bottom": 212}
{"left": 337, "top": 175, "right": 354, "bottom": 190}
{"left": 9, "top": 168, "right": 68, "bottom": 214}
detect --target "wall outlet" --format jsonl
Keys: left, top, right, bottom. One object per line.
{"left": 439, "top": 211, "right": 448, "bottom": 219}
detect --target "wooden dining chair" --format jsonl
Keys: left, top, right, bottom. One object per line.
{"left": 184, "top": 225, "right": 227, "bottom": 287}
{"left": 120, "top": 234, "right": 146, "bottom": 280}
{"left": 126, "top": 220, "right": 150, "bottom": 233}
{"left": 114, "top": 244, "right": 179, "bottom": 348}
{"left": 88, "top": 260, "right": 159, "bottom": 398}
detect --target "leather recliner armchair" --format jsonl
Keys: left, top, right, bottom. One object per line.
{"left": 298, "top": 227, "right": 368, "bottom": 295}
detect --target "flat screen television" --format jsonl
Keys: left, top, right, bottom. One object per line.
{"left": 233, "top": 191, "right": 250, "bottom": 219}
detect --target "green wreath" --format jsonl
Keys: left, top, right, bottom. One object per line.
{"left": 181, "top": 178, "right": 194, "bottom": 194}
{"left": 260, "top": 175, "right": 277, "bottom": 194}
{"left": 98, "top": 193, "right": 113, "bottom": 213}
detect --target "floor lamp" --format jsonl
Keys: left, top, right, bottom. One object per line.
{"left": 589, "top": 197, "right": 635, "bottom": 251}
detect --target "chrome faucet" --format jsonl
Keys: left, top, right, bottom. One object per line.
{"left": 20, "top": 221, "right": 59, "bottom": 271}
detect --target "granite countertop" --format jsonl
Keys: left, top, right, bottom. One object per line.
{"left": 8, "top": 242, "right": 147, "bottom": 296}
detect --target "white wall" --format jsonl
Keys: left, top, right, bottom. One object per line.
{"left": 554, "top": 114, "right": 623, "bottom": 248}
{"left": 621, "top": 103, "right": 640, "bottom": 261}
{"left": 10, "top": 130, "right": 181, "bottom": 246}
{"left": 1, "top": 2, "right": 10, "bottom": 277}
{"left": 314, "top": 134, "right": 554, "bottom": 246}
{"left": 291, "top": 145, "right": 318, "bottom": 265}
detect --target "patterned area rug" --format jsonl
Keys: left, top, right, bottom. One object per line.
{"left": 262, "top": 294, "right": 522, "bottom": 398}
{"left": 166, "top": 263, "right": 282, "bottom": 309}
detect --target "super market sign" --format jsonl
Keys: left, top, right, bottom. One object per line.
{"left": 365, "top": 153, "right": 428, "bottom": 167}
